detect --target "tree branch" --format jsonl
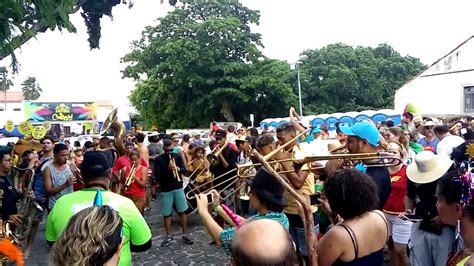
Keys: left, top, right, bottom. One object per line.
{"left": 0, "top": 0, "right": 87, "bottom": 61}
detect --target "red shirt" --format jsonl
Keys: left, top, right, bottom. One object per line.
{"left": 112, "top": 155, "right": 149, "bottom": 175}
{"left": 122, "top": 165, "right": 146, "bottom": 197}
{"left": 384, "top": 165, "right": 408, "bottom": 213}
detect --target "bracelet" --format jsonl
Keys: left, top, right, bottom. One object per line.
{"left": 214, "top": 205, "right": 222, "bottom": 213}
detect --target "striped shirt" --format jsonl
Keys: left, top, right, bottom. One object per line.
{"left": 220, "top": 212, "right": 289, "bottom": 254}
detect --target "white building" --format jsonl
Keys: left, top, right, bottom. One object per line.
{"left": 394, "top": 36, "right": 474, "bottom": 116}
{"left": 0, "top": 91, "right": 25, "bottom": 125}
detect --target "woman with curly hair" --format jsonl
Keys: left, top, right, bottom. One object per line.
{"left": 317, "top": 169, "right": 389, "bottom": 266}
{"left": 51, "top": 205, "right": 123, "bottom": 266}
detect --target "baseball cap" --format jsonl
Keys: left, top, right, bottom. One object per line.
{"left": 339, "top": 122, "right": 380, "bottom": 147}
{"left": 80, "top": 151, "right": 111, "bottom": 179}
{"left": 215, "top": 129, "right": 226, "bottom": 140}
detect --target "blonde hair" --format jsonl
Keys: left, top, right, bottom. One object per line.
{"left": 51, "top": 206, "right": 123, "bottom": 266}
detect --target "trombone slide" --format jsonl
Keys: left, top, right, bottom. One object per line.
{"left": 169, "top": 154, "right": 181, "bottom": 181}
{"left": 124, "top": 164, "right": 137, "bottom": 191}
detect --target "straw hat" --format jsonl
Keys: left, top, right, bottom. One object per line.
{"left": 406, "top": 151, "right": 453, "bottom": 184}
{"left": 420, "top": 121, "right": 436, "bottom": 135}
{"left": 328, "top": 141, "right": 345, "bottom": 153}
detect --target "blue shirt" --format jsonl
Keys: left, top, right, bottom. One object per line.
{"left": 417, "top": 138, "right": 440, "bottom": 154}
{"left": 220, "top": 212, "right": 289, "bottom": 254}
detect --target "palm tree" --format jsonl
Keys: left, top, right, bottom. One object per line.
{"left": 21, "top": 76, "right": 42, "bottom": 100}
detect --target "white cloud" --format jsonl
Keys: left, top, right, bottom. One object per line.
{"left": 2, "top": 0, "right": 473, "bottom": 115}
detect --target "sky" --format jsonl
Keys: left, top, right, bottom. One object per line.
{"left": 2, "top": 0, "right": 474, "bottom": 116}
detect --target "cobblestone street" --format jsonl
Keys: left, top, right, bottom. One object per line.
{"left": 26, "top": 197, "right": 229, "bottom": 265}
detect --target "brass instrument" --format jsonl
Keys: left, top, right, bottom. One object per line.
{"left": 169, "top": 154, "right": 181, "bottom": 181}
{"left": 12, "top": 139, "right": 43, "bottom": 156}
{"left": 100, "top": 108, "right": 126, "bottom": 157}
{"left": 68, "top": 161, "right": 83, "bottom": 184}
{"left": 206, "top": 139, "right": 228, "bottom": 166}
{"left": 236, "top": 152, "right": 403, "bottom": 173}
{"left": 124, "top": 164, "right": 137, "bottom": 191}
{"left": 10, "top": 167, "right": 43, "bottom": 249}
{"left": 186, "top": 129, "right": 311, "bottom": 200}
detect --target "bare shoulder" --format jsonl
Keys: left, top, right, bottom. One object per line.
{"left": 318, "top": 225, "right": 350, "bottom": 250}
{"left": 317, "top": 225, "right": 350, "bottom": 265}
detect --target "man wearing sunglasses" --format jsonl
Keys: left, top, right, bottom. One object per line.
{"left": 417, "top": 121, "right": 440, "bottom": 154}
{"left": 154, "top": 139, "right": 193, "bottom": 247}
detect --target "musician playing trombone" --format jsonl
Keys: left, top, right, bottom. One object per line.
{"left": 209, "top": 130, "right": 239, "bottom": 211}
{"left": 154, "top": 139, "right": 193, "bottom": 247}
{"left": 337, "top": 122, "right": 391, "bottom": 209}
{"left": 274, "top": 123, "right": 319, "bottom": 265}
{"left": 120, "top": 148, "right": 148, "bottom": 214}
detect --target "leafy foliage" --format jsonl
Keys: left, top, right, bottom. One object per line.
{"left": 123, "top": 0, "right": 296, "bottom": 129}
{"left": 298, "top": 43, "right": 426, "bottom": 114}
{"left": 21, "top": 76, "right": 42, "bottom": 100}
{"left": 0, "top": 0, "right": 172, "bottom": 70}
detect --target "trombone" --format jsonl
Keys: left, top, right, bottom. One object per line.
{"left": 169, "top": 154, "right": 181, "bottom": 181}
{"left": 186, "top": 129, "right": 311, "bottom": 200}
{"left": 124, "top": 164, "right": 137, "bottom": 191}
{"left": 235, "top": 151, "right": 402, "bottom": 174}
{"left": 206, "top": 139, "right": 228, "bottom": 166}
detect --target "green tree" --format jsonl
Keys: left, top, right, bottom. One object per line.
{"left": 298, "top": 43, "right": 425, "bottom": 114}
{"left": 21, "top": 76, "right": 42, "bottom": 100}
{"left": 0, "top": 0, "right": 180, "bottom": 71}
{"left": 123, "top": 1, "right": 296, "bottom": 129}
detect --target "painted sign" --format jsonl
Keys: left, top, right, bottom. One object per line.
{"left": 32, "top": 126, "right": 47, "bottom": 140}
{"left": 24, "top": 101, "right": 97, "bottom": 122}
{"left": 4, "top": 120, "right": 14, "bottom": 132}
{"left": 18, "top": 121, "right": 33, "bottom": 136}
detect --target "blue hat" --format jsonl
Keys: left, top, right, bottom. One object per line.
{"left": 339, "top": 122, "right": 380, "bottom": 147}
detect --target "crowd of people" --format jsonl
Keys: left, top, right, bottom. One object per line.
{"left": 0, "top": 107, "right": 473, "bottom": 265}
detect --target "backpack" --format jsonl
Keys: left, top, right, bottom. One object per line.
{"left": 33, "top": 158, "right": 52, "bottom": 200}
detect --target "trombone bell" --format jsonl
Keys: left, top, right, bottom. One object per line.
{"left": 206, "top": 154, "right": 220, "bottom": 166}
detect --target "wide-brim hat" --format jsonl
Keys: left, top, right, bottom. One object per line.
{"left": 406, "top": 151, "right": 453, "bottom": 184}
{"left": 420, "top": 121, "right": 437, "bottom": 135}
{"left": 245, "top": 168, "right": 287, "bottom": 207}
{"left": 328, "top": 141, "right": 345, "bottom": 153}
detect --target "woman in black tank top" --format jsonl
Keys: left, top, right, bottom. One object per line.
{"left": 317, "top": 169, "right": 389, "bottom": 266}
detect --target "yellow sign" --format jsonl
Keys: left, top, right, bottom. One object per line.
{"left": 18, "top": 121, "right": 33, "bottom": 136}
{"left": 32, "top": 126, "right": 47, "bottom": 140}
{"left": 52, "top": 103, "right": 73, "bottom": 121}
{"left": 4, "top": 120, "right": 14, "bottom": 132}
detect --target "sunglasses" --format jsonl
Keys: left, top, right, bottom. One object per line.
{"left": 425, "top": 126, "right": 434, "bottom": 130}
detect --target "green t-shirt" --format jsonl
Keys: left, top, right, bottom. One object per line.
{"left": 46, "top": 188, "right": 152, "bottom": 266}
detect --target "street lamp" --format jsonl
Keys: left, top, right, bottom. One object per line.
{"left": 143, "top": 99, "right": 148, "bottom": 131}
{"left": 295, "top": 55, "right": 308, "bottom": 116}
{"left": 0, "top": 67, "right": 7, "bottom": 112}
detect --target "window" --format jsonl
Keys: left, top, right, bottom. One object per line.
{"left": 13, "top": 108, "right": 20, "bottom": 111}
{"left": 464, "top": 86, "right": 474, "bottom": 113}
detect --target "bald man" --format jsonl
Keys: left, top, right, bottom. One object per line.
{"left": 231, "top": 219, "right": 298, "bottom": 266}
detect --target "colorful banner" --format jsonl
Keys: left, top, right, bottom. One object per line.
{"left": 24, "top": 101, "right": 97, "bottom": 122}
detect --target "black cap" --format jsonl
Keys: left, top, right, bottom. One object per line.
{"left": 80, "top": 151, "right": 111, "bottom": 180}
{"left": 215, "top": 129, "right": 226, "bottom": 140}
{"left": 246, "top": 168, "right": 287, "bottom": 207}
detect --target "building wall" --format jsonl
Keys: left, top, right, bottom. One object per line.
{"left": 0, "top": 102, "right": 26, "bottom": 125}
{"left": 394, "top": 71, "right": 474, "bottom": 115}
{"left": 395, "top": 37, "right": 474, "bottom": 115}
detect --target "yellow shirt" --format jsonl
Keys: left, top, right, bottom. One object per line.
{"left": 283, "top": 144, "right": 317, "bottom": 215}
